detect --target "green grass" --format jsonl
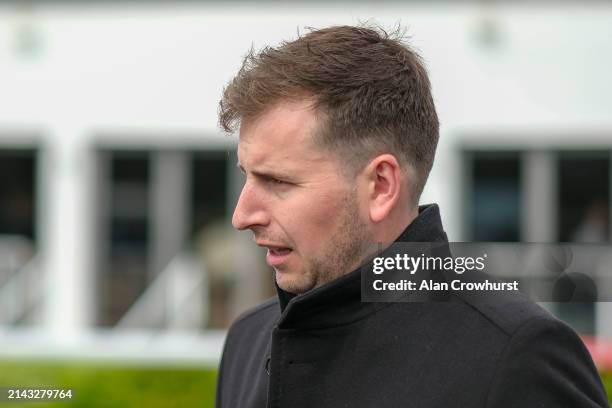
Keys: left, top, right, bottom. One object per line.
{"left": 600, "top": 372, "right": 612, "bottom": 403}
{"left": 0, "top": 361, "right": 217, "bottom": 407}
{"left": 1, "top": 361, "right": 611, "bottom": 406}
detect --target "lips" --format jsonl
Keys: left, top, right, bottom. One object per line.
{"left": 265, "top": 246, "right": 293, "bottom": 267}
{"left": 255, "top": 241, "right": 293, "bottom": 267}
{"left": 268, "top": 247, "right": 291, "bottom": 256}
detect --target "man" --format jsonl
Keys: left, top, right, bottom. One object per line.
{"left": 216, "top": 25, "right": 609, "bottom": 408}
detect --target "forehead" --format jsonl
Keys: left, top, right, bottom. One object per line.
{"left": 237, "top": 100, "right": 331, "bottom": 170}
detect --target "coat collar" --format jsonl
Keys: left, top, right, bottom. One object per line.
{"left": 275, "top": 203, "right": 448, "bottom": 330}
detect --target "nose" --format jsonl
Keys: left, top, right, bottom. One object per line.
{"left": 232, "top": 182, "right": 270, "bottom": 230}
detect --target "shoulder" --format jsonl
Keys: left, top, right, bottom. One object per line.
{"left": 216, "top": 298, "right": 280, "bottom": 407}
{"left": 451, "top": 279, "right": 555, "bottom": 337}
{"left": 454, "top": 285, "right": 587, "bottom": 362}
{"left": 218, "top": 297, "right": 279, "bottom": 375}
{"left": 481, "top": 308, "right": 608, "bottom": 407}
{"left": 230, "top": 297, "right": 280, "bottom": 329}
{"left": 446, "top": 274, "right": 608, "bottom": 407}
{"left": 223, "top": 297, "right": 280, "bottom": 348}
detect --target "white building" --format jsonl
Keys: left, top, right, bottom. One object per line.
{"left": 0, "top": 1, "right": 611, "bottom": 362}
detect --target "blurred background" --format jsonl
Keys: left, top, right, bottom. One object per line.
{"left": 0, "top": 0, "right": 611, "bottom": 406}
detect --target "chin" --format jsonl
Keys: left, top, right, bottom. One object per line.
{"left": 275, "top": 271, "right": 314, "bottom": 295}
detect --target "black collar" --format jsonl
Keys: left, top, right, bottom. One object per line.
{"left": 275, "top": 203, "right": 448, "bottom": 330}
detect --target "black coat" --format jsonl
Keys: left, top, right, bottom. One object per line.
{"left": 216, "top": 204, "right": 609, "bottom": 408}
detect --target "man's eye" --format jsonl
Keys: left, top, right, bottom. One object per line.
{"left": 262, "top": 176, "right": 292, "bottom": 187}
{"left": 268, "top": 177, "right": 286, "bottom": 185}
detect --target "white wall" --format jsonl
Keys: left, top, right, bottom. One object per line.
{"left": 0, "top": 2, "right": 611, "bottom": 333}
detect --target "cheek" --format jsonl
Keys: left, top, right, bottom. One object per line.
{"left": 291, "top": 197, "right": 346, "bottom": 245}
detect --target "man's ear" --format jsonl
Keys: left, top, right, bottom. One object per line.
{"left": 363, "top": 154, "right": 403, "bottom": 223}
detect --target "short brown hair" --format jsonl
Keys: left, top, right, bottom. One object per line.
{"left": 219, "top": 24, "right": 439, "bottom": 203}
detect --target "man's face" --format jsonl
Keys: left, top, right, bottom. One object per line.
{"left": 233, "top": 100, "right": 372, "bottom": 294}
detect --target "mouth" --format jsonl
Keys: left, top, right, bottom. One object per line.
{"left": 264, "top": 246, "right": 293, "bottom": 267}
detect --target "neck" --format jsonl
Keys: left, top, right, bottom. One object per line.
{"left": 372, "top": 205, "right": 419, "bottom": 247}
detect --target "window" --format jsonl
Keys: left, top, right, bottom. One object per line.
{"left": 100, "top": 151, "right": 150, "bottom": 326}
{"left": 464, "top": 148, "right": 606, "bottom": 335}
{"left": 0, "top": 149, "right": 37, "bottom": 241}
{"left": 95, "top": 148, "right": 232, "bottom": 327}
{"left": 468, "top": 151, "right": 521, "bottom": 242}
{"left": 558, "top": 152, "right": 609, "bottom": 243}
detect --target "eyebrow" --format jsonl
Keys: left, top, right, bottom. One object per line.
{"left": 236, "top": 162, "right": 293, "bottom": 181}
